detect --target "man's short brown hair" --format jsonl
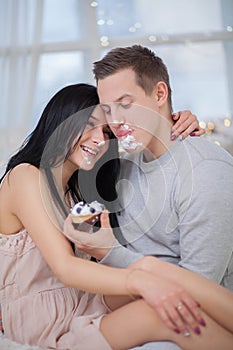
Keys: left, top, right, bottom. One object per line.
{"left": 93, "top": 44, "right": 172, "bottom": 110}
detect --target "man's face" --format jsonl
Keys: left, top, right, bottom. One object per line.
{"left": 97, "top": 68, "right": 161, "bottom": 154}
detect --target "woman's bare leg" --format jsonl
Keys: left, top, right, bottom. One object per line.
{"left": 104, "top": 295, "right": 134, "bottom": 311}
{"left": 100, "top": 298, "right": 233, "bottom": 350}
{"left": 136, "top": 257, "right": 233, "bottom": 333}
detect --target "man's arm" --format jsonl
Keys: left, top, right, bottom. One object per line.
{"left": 177, "top": 159, "right": 233, "bottom": 286}
{"left": 100, "top": 236, "right": 143, "bottom": 268}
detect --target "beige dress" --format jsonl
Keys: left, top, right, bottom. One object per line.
{"left": 0, "top": 228, "right": 112, "bottom": 349}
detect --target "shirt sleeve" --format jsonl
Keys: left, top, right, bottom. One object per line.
{"left": 99, "top": 239, "right": 144, "bottom": 268}
{"left": 177, "top": 159, "right": 233, "bottom": 284}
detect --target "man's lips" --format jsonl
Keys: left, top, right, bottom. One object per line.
{"left": 117, "top": 130, "right": 133, "bottom": 138}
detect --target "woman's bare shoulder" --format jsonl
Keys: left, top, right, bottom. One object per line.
{"left": 10, "top": 163, "right": 39, "bottom": 175}
{"left": 7, "top": 163, "right": 40, "bottom": 186}
{"left": 0, "top": 164, "right": 41, "bottom": 233}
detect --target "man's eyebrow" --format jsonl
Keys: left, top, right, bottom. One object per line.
{"left": 115, "top": 94, "right": 132, "bottom": 102}
{"left": 100, "top": 94, "right": 132, "bottom": 107}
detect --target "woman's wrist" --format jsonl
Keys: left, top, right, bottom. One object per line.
{"left": 125, "top": 268, "right": 145, "bottom": 299}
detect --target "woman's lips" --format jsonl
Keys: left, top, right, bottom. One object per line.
{"left": 81, "top": 145, "right": 98, "bottom": 156}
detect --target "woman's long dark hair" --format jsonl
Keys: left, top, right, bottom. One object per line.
{"left": 1, "top": 84, "right": 120, "bottom": 221}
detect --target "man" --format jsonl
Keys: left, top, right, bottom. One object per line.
{"left": 91, "top": 45, "right": 233, "bottom": 350}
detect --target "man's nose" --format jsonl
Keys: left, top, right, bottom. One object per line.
{"left": 106, "top": 104, "right": 125, "bottom": 126}
{"left": 110, "top": 117, "right": 125, "bottom": 126}
{"left": 108, "top": 118, "right": 126, "bottom": 138}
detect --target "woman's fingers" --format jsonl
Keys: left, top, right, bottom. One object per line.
{"left": 63, "top": 213, "right": 115, "bottom": 260}
{"left": 99, "top": 210, "right": 111, "bottom": 228}
{"left": 171, "top": 110, "right": 205, "bottom": 140}
{"left": 63, "top": 215, "right": 89, "bottom": 244}
{"left": 154, "top": 303, "right": 180, "bottom": 333}
{"left": 153, "top": 290, "right": 205, "bottom": 336}
{"left": 164, "top": 300, "right": 191, "bottom": 335}
{"left": 190, "top": 128, "right": 205, "bottom": 137}
{"left": 180, "top": 292, "right": 206, "bottom": 329}
{"left": 172, "top": 300, "right": 201, "bottom": 335}
{"left": 0, "top": 306, "right": 3, "bottom": 333}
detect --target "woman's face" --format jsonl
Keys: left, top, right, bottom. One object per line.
{"left": 66, "top": 105, "right": 111, "bottom": 172}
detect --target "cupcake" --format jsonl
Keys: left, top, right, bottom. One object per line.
{"left": 70, "top": 201, "right": 105, "bottom": 230}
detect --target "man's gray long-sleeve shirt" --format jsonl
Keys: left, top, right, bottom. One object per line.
{"left": 101, "top": 137, "right": 233, "bottom": 350}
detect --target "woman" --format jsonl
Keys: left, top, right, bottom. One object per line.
{"left": 0, "top": 83, "right": 232, "bottom": 350}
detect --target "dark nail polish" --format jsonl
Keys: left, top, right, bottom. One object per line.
{"left": 199, "top": 318, "right": 206, "bottom": 327}
{"left": 174, "top": 328, "right": 181, "bottom": 334}
{"left": 170, "top": 133, "right": 176, "bottom": 141}
{"left": 190, "top": 132, "right": 196, "bottom": 136}
{"left": 194, "top": 326, "right": 201, "bottom": 335}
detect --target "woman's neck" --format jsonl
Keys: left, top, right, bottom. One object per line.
{"left": 52, "top": 161, "right": 78, "bottom": 192}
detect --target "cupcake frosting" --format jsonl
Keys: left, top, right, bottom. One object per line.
{"left": 71, "top": 201, "right": 105, "bottom": 216}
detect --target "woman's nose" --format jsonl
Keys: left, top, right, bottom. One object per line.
{"left": 92, "top": 127, "right": 106, "bottom": 146}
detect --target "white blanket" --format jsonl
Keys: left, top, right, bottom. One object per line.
{"left": 0, "top": 333, "right": 42, "bottom": 350}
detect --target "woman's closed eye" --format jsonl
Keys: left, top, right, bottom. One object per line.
{"left": 101, "top": 105, "right": 111, "bottom": 115}
{"left": 87, "top": 120, "right": 95, "bottom": 128}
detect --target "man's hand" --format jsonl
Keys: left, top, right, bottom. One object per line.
{"left": 171, "top": 110, "right": 205, "bottom": 140}
{"left": 63, "top": 211, "right": 115, "bottom": 260}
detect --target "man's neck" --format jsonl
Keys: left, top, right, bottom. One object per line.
{"left": 143, "top": 111, "right": 174, "bottom": 162}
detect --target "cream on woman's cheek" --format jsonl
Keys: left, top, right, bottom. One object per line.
{"left": 83, "top": 155, "right": 91, "bottom": 165}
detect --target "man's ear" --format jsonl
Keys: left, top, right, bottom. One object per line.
{"left": 154, "top": 81, "right": 168, "bottom": 107}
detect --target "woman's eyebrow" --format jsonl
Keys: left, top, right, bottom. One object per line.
{"left": 89, "top": 115, "right": 98, "bottom": 121}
